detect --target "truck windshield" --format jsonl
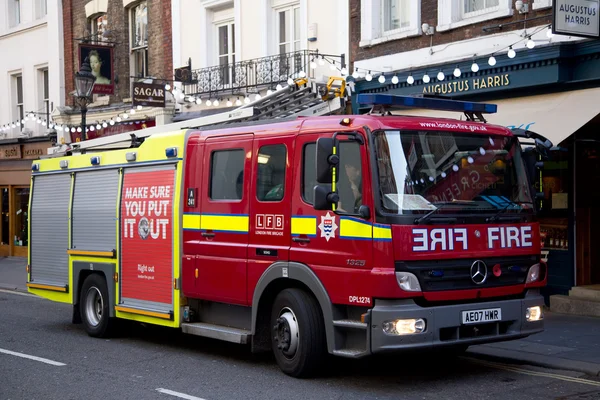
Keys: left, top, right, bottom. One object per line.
{"left": 373, "top": 130, "right": 534, "bottom": 215}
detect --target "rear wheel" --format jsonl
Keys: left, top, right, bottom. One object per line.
{"left": 80, "top": 274, "right": 115, "bottom": 338}
{"left": 270, "top": 288, "right": 326, "bottom": 378}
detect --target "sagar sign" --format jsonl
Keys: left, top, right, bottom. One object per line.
{"left": 120, "top": 169, "right": 175, "bottom": 305}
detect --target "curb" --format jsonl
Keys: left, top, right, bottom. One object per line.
{"left": 0, "top": 283, "right": 28, "bottom": 293}
{"left": 466, "top": 346, "right": 600, "bottom": 377}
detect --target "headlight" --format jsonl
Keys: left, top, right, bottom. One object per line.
{"left": 396, "top": 272, "right": 422, "bottom": 292}
{"left": 526, "top": 264, "right": 540, "bottom": 283}
{"left": 526, "top": 306, "right": 543, "bottom": 321}
{"left": 383, "top": 318, "right": 426, "bottom": 335}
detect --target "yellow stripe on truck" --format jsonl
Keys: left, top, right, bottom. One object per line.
{"left": 373, "top": 224, "right": 392, "bottom": 241}
{"left": 339, "top": 217, "right": 372, "bottom": 240}
{"left": 200, "top": 214, "right": 249, "bottom": 233}
{"left": 182, "top": 213, "right": 201, "bottom": 230}
{"left": 291, "top": 216, "right": 317, "bottom": 236}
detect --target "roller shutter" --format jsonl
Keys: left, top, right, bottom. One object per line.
{"left": 72, "top": 169, "right": 120, "bottom": 252}
{"left": 30, "top": 173, "right": 71, "bottom": 286}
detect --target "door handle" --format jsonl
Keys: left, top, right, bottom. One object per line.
{"left": 201, "top": 232, "right": 215, "bottom": 238}
{"left": 293, "top": 237, "right": 310, "bottom": 243}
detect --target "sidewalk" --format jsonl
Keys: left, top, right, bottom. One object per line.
{"left": 0, "top": 256, "right": 27, "bottom": 292}
{"left": 467, "top": 311, "right": 600, "bottom": 376}
{"left": 1, "top": 256, "right": 599, "bottom": 376}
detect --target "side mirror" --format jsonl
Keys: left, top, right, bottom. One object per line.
{"left": 535, "top": 192, "right": 545, "bottom": 201}
{"left": 316, "top": 137, "right": 339, "bottom": 184}
{"left": 358, "top": 205, "right": 371, "bottom": 219}
{"left": 535, "top": 138, "right": 553, "bottom": 160}
{"left": 313, "top": 184, "right": 339, "bottom": 210}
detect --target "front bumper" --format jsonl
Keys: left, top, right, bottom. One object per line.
{"left": 369, "top": 290, "right": 544, "bottom": 353}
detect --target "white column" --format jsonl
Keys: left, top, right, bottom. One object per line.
{"left": 47, "top": 1, "right": 65, "bottom": 110}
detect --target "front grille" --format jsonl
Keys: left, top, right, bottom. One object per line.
{"left": 396, "top": 255, "right": 538, "bottom": 292}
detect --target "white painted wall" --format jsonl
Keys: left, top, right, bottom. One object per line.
{"left": 0, "top": 0, "right": 64, "bottom": 139}
{"left": 174, "top": 0, "right": 349, "bottom": 95}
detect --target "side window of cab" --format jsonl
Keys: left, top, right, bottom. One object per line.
{"left": 256, "top": 144, "right": 287, "bottom": 202}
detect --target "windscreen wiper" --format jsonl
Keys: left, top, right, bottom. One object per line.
{"left": 413, "top": 200, "right": 478, "bottom": 225}
{"left": 486, "top": 201, "right": 534, "bottom": 222}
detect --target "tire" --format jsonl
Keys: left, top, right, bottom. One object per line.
{"left": 270, "top": 288, "right": 326, "bottom": 378}
{"left": 80, "top": 274, "right": 114, "bottom": 338}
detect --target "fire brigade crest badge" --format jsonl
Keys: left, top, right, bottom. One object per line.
{"left": 318, "top": 212, "right": 338, "bottom": 242}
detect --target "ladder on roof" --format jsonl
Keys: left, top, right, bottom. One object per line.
{"left": 45, "top": 77, "right": 348, "bottom": 158}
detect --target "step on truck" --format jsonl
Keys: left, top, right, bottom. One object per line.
{"left": 26, "top": 93, "right": 551, "bottom": 378}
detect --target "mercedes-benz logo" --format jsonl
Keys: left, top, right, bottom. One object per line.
{"left": 470, "top": 260, "right": 488, "bottom": 285}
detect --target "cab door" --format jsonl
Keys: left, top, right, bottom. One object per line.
{"left": 289, "top": 132, "right": 374, "bottom": 305}
{"left": 196, "top": 134, "right": 253, "bottom": 305}
{"left": 247, "top": 135, "right": 294, "bottom": 303}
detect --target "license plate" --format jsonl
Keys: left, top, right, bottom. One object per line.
{"left": 462, "top": 308, "right": 502, "bottom": 324}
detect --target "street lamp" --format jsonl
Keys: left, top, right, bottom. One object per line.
{"left": 74, "top": 56, "right": 96, "bottom": 141}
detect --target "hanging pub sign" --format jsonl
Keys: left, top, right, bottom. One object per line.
{"left": 132, "top": 82, "right": 166, "bottom": 108}
{"left": 553, "top": 0, "right": 599, "bottom": 39}
{"left": 79, "top": 44, "right": 115, "bottom": 95}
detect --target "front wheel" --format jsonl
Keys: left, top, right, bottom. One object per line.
{"left": 270, "top": 288, "right": 326, "bottom": 378}
{"left": 80, "top": 274, "right": 115, "bottom": 338}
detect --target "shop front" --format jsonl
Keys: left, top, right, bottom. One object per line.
{"left": 351, "top": 39, "right": 600, "bottom": 300}
{"left": 0, "top": 139, "right": 53, "bottom": 257}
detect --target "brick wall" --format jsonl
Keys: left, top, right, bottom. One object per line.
{"left": 63, "top": 0, "right": 173, "bottom": 105}
{"left": 350, "top": 0, "right": 553, "bottom": 67}
{"left": 148, "top": 0, "right": 173, "bottom": 81}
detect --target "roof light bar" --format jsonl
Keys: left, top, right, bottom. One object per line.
{"left": 357, "top": 94, "right": 497, "bottom": 114}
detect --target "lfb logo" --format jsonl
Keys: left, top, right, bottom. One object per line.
{"left": 256, "top": 214, "right": 284, "bottom": 230}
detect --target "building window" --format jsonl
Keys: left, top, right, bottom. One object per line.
{"left": 437, "top": 0, "right": 512, "bottom": 32}
{"left": 276, "top": 4, "right": 300, "bottom": 54}
{"left": 217, "top": 22, "right": 235, "bottom": 85}
{"left": 360, "top": 0, "right": 420, "bottom": 47}
{"left": 533, "top": 0, "right": 552, "bottom": 10}
{"left": 91, "top": 14, "right": 108, "bottom": 42}
{"left": 38, "top": 69, "right": 49, "bottom": 120}
{"left": 36, "top": 0, "right": 47, "bottom": 19}
{"left": 463, "top": 0, "right": 500, "bottom": 16}
{"left": 382, "top": 0, "right": 410, "bottom": 33}
{"left": 8, "top": 0, "right": 21, "bottom": 28}
{"left": 256, "top": 145, "right": 286, "bottom": 202}
{"left": 130, "top": 1, "right": 148, "bottom": 78}
{"left": 13, "top": 75, "right": 24, "bottom": 132}
{"left": 210, "top": 150, "right": 245, "bottom": 201}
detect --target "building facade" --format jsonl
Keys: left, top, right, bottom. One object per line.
{"left": 169, "top": 0, "right": 350, "bottom": 118}
{"left": 349, "top": 0, "right": 600, "bottom": 300}
{"left": 53, "top": 0, "right": 175, "bottom": 145}
{"left": 0, "top": 0, "right": 63, "bottom": 256}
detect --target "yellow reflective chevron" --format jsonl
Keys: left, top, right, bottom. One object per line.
{"left": 291, "top": 216, "right": 317, "bottom": 237}
{"left": 339, "top": 217, "right": 372, "bottom": 240}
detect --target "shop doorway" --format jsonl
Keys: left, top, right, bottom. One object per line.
{"left": 575, "top": 139, "right": 600, "bottom": 286}
{"left": 0, "top": 186, "right": 30, "bottom": 257}
{"left": 1, "top": 187, "right": 9, "bottom": 256}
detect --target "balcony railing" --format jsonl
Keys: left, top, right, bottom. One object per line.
{"left": 179, "top": 50, "right": 344, "bottom": 98}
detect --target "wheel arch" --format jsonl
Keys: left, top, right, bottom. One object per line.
{"left": 251, "top": 261, "right": 335, "bottom": 354}
{"left": 73, "top": 261, "right": 116, "bottom": 318}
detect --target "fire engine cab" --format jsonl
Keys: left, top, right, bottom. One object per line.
{"left": 26, "top": 89, "right": 550, "bottom": 378}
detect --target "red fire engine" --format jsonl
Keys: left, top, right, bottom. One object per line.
{"left": 27, "top": 91, "right": 549, "bottom": 378}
